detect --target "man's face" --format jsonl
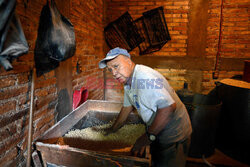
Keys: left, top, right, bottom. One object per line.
{"left": 106, "top": 55, "right": 133, "bottom": 84}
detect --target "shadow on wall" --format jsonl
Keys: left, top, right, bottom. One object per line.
{"left": 55, "top": 88, "right": 71, "bottom": 122}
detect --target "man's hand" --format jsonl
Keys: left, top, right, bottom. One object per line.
{"left": 131, "top": 133, "right": 151, "bottom": 157}
{"left": 102, "top": 126, "right": 116, "bottom": 136}
{"left": 91, "top": 126, "right": 116, "bottom": 136}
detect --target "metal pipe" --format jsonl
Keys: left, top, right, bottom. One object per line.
{"left": 26, "top": 69, "right": 35, "bottom": 167}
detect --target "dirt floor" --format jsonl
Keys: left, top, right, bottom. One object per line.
{"left": 186, "top": 149, "right": 249, "bottom": 167}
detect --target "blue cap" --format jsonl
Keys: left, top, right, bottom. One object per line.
{"left": 99, "top": 47, "right": 131, "bottom": 69}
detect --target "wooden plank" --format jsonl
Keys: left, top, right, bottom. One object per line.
{"left": 54, "top": 0, "right": 73, "bottom": 121}
{"left": 36, "top": 143, "right": 150, "bottom": 167}
{"left": 187, "top": 0, "right": 209, "bottom": 58}
{"left": 132, "top": 56, "right": 249, "bottom": 71}
{"left": 32, "top": 150, "right": 43, "bottom": 167}
{"left": 38, "top": 101, "right": 89, "bottom": 140}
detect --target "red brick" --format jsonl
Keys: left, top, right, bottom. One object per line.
{"left": 17, "top": 94, "right": 31, "bottom": 111}
{"left": 0, "top": 122, "right": 17, "bottom": 141}
{"left": 235, "top": 22, "right": 249, "bottom": 26}
{"left": 17, "top": 53, "right": 34, "bottom": 63}
{"left": 17, "top": 72, "right": 30, "bottom": 84}
{"left": 35, "top": 77, "right": 57, "bottom": 89}
{"left": 225, "top": 17, "right": 248, "bottom": 22}
{"left": 237, "top": 4, "right": 250, "bottom": 8}
{"left": 0, "top": 64, "right": 31, "bottom": 76}
{"left": 35, "top": 89, "right": 49, "bottom": 97}
{"left": 155, "top": 2, "right": 173, "bottom": 6}
{"left": 0, "top": 76, "right": 16, "bottom": 89}
{"left": 34, "top": 112, "right": 54, "bottom": 130}
{"left": 0, "top": 85, "right": 29, "bottom": 100}
{"left": 172, "top": 10, "right": 189, "bottom": 14}
{"left": 226, "top": 0, "right": 249, "bottom": 3}
{"left": 224, "top": 8, "right": 245, "bottom": 13}
{"left": 0, "top": 108, "right": 28, "bottom": 129}
{"left": 171, "top": 35, "right": 188, "bottom": 40}
{"left": 165, "top": 6, "right": 180, "bottom": 10}
{"left": 173, "top": 27, "right": 187, "bottom": 31}
{"left": 224, "top": 44, "right": 246, "bottom": 49}
{"left": 0, "top": 133, "right": 22, "bottom": 155}
{"left": 33, "top": 118, "right": 54, "bottom": 140}
{"left": 169, "top": 31, "right": 180, "bottom": 35}
{"left": 35, "top": 94, "right": 57, "bottom": 111}
{"left": 137, "top": 2, "right": 155, "bottom": 6}
{"left": 0, "top": 147, "right": 18, "bottom": 167}
{"left": 0, "top": 101, "right": 16, "bottom": 115}
{"left": 171, "top": 44, "right": 187, "bottom": 48}
{"left": 238, "top": 40, "right": 250, "bottom": 44}
{"left": 174, "top": 2, "right": 189, "bottom": 6}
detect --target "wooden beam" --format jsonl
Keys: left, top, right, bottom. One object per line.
{"left": 132, "top": 56, "right": 249, "bottom": 71}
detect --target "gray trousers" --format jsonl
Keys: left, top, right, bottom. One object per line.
{"left": 150, "top": 137, "right": 191, "bottom": 167}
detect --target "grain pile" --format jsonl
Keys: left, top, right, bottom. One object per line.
{"left": 220, "top": 79, "right": 250, "bottom": 89}
{"left": 57, "top": 123, "right": 145, "bottom": 154}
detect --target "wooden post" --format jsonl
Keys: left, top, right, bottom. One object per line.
{"left": 26, "top": 69, "right": 36, "bottom": 167}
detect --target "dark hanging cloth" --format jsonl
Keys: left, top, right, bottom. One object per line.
{"left": 0, "top": 0, "right": 29, "bottom": 71}
{"left": 34, "top": 0, "right": 76, "bottom": 77}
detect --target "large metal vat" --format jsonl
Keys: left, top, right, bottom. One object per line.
{"left": 216, "top": 79, "right": 250, "bottom": 165}
{"left": 188, "top": 94, "right": 221, "bottom": 158}
{"left": 34, "top": 100, "right": 151, "bottom": 167}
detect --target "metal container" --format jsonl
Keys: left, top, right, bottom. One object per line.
{"left": 188, "top": 94, "right": 221, "bottom": 158}
{"left": 34, "top": 100, "right": 151, "bottom": 167}
{"left": 243, "top": 60, "right": 250, "bottom": 82}
{"left": 216, "top": 80, "right": 250, "bottom": 165}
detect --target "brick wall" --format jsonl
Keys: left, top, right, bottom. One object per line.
{"left": 202, "top": 70, "right": 243, "bottom": 94}
{"left": 0, "top": 0, "right": 249, "bottom": 165}
{"left": 70, "top": 0, "right": 105, "bottom": 100}
{"left": 0, "top": 0, "right": 105, "bottom": 166}
{"left": 104, "top": 0, "right": 250, "bottom": 101}
{"left": 203, "top": 0, "right": 249, "bottom": 94}
{"left": 206, "top": 0, "right": 249, "bottom": 58}
{"left": 104, "top": 0, "right": 190, "bottom": 100}
{"left": 105, "top": 70, "right": 124, "bottom": 102}
{"left": 0, "top": 1, "right": 56, "bottom": 165}
{"left": 105, "top": 0, "right": 189, "bottom": 57}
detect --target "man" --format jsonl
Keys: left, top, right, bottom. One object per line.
{"left": 99, "top": 47, "right": 192, "bottom": 167}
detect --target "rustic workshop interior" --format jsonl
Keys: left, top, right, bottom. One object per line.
{"left": 0, "top": 0, "right": 249, "bottom": 166}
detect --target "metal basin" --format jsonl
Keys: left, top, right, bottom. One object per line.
{"left": 35, "top": 100, "right": 151, "bottom": 167}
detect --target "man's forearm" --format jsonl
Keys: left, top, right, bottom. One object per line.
{"left": 147, "top": 103, "right": 176, "bottom": 135}
{"left": 112, "top": 106, "right": 133, "bottom": 130}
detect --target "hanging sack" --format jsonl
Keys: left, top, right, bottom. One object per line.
{"left": 0, "top": 0, "right": 29, "bottom": 71}
{"left": 35, "top": 0, "right": 76, "bottom": 76}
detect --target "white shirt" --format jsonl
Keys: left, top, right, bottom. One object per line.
{"left": 123, "top": 65, "right": 192, "bottom": 144}
{"left": 124, "top": 65, "right": 175, "bottom": 124}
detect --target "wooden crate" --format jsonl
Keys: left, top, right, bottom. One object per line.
{"left": 134, "top": 6, "right": 171, "bottom": 55}
{"left": 104, "top": 12, "right": 144, "bottom": 52}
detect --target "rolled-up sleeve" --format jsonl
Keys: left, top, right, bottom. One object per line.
{"left": 123, "top": 91, "right": 132, "bottom": 107}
